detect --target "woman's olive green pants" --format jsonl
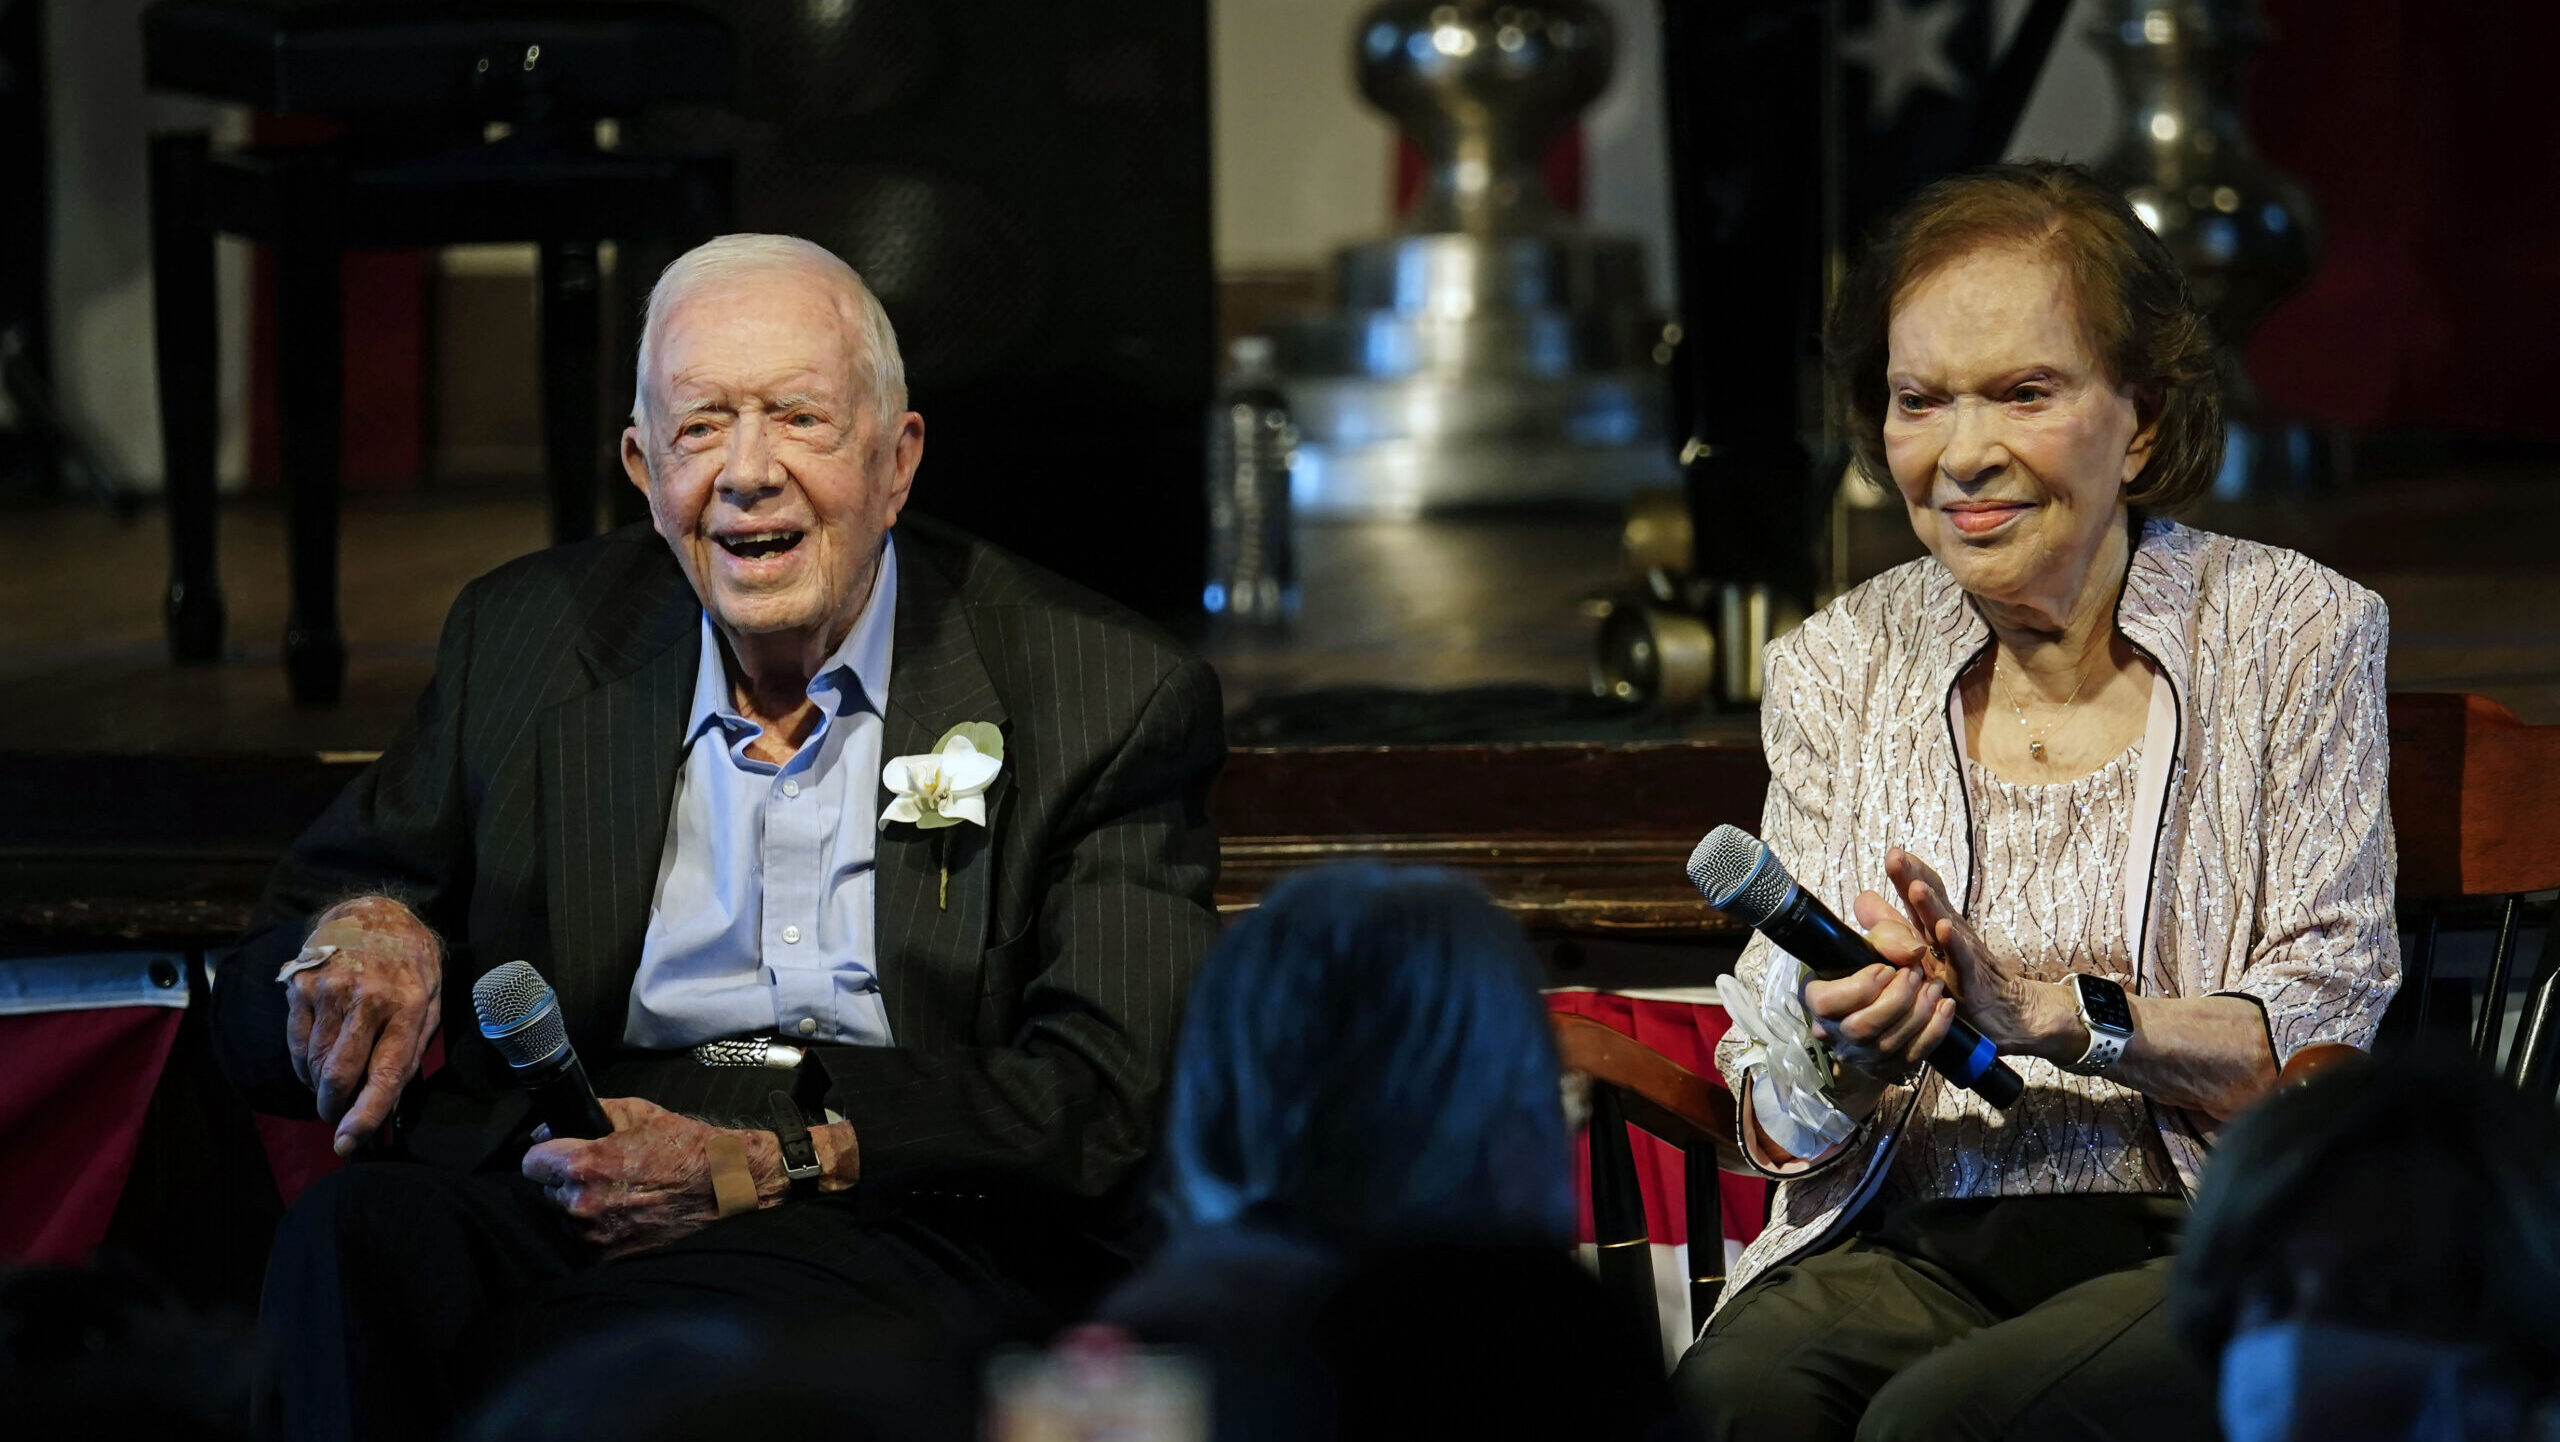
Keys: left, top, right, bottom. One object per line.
{"left": 1673, "top": 1193, "right": 2220, "bottom": 1442}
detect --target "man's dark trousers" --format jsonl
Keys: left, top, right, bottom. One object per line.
{"left": 267, "top": 1160, "right": 1112, "bottom": 1442}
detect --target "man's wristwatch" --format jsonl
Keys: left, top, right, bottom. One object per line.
{"left": 2061, "top": 974, "right": 2135, "bottom": 1076}
{"left": 765, "top": 1090, "right": 823, "bottom": 1194}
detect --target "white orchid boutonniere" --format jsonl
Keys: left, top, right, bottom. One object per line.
{"left": 880, "top": 722, "right": 1005, "bottom": 908}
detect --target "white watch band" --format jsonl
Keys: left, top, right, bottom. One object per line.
{"left": 2070, "top": 1025, "right": 2128, "bottom": 1075}
{"left": 2065, "top": 975, "right": 2131, "bottom": 1076}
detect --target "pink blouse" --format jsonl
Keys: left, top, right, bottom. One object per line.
{"left": 1885, "top": 742, "right": 2178, "bottom": 1200}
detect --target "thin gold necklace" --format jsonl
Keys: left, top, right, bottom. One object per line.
{"left": 1998, "top": 654, "right": 2091, "bottom": 763}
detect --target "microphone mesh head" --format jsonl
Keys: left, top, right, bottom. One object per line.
{"left": 471, "top": 961, "right": 568, "bottom": 1070}
{"left": 1686, "top": 825, "right": 1796, "bottom": 924}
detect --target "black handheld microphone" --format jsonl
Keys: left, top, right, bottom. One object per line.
{"left": 471, "top": 961, "right": 615, "bottom": 1139}
{"left": 1688, "top": 825, "right": 2025, "bottom": 1109}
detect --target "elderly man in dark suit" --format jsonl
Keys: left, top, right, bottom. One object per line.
{"left": 211, "top": 234, "right": 1223, "bottom": 1442}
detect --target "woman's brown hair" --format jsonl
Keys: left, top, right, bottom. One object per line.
{"left": 1825, "top": 161, "right": 2225, "bottom": 513}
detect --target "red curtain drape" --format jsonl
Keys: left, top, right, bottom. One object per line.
{"left": 2244, "top": 0, "right": 2560, "bottom": 437}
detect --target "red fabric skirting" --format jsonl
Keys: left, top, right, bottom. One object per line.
{"left": 0, "top": 1007, "right": 186, "bottom": 1264}
{"left": 1547, "top": 992, "right": 1766, "bottom": 1252}
{"left": 255, "top": 1114, "right": 346, "bottom": 1208}
{"left": 249, "top": 1032, "right": 451, "bottom": 1207}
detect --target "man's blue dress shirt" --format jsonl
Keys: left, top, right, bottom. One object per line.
{"left": 623, "top": 538, "right": 898, "bottom": 1050}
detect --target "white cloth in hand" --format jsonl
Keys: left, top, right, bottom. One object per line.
{"left": 1717, "top": 958, "right": 1855, "bottom": 1161}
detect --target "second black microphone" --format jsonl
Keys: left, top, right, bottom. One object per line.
{"left": 1689, "top": 825, "right": 2024, "bottom": 1109}
{"left": 471, "top": 960, "right": 615, "bottom": 1140}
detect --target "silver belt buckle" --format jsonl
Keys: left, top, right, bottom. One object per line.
{"left": 690, "top": 1037, "right": 807, "bottom": 1071}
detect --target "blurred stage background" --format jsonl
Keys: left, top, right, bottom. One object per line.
{"left": 2, "top": 0, "right": 2553, "bottom": 758}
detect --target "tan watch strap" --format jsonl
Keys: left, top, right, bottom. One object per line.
{"left": 704, "top": 1133, "right": 758, "bottom": 1218}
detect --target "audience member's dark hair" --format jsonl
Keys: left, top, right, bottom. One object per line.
{"left": 0, "top": 1261, "right": 265, "bottom": 1441}
{"left": 2172, "top": 1047, "right": 2560, "bottom": 1387}
{"left": 1159, "top": 863, "right": 1573, "bottom": 1251}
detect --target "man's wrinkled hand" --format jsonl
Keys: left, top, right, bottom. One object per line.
{"left": 288, "top": 895, "right": 442, "bottom": 1156}
{"left": 522, "top": 1097, "right": 776, "bottom": 1257}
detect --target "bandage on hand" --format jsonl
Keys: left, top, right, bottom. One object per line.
{"left": 286, "top": 896, "right": 443, "bottom": 1155}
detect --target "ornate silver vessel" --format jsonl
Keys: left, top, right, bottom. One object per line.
{"left": 1274, "top": 0, "right": 1675, "bottom": 517}
{"left": 2090, "top": 0, "right": 2328, "bottom": 492}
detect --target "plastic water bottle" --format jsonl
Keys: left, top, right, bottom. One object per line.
{"left": 1203, "top": 337, "right": 1299, "bottom": 627}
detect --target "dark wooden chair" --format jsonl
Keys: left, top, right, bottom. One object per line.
{"left": 2383, "top": 694, "right": 2560, "bottom": 1092}
{"left": 1552, "top": 1012, "right": 1744, "bottom": 1362}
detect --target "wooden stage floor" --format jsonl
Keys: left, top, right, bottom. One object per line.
{"left": 1, "top": 451, "right": 2555, "bottom": 757}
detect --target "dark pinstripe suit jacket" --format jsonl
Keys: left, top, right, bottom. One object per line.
{"left": 213, "top": 517, "right": 1223, "bottom": 1215}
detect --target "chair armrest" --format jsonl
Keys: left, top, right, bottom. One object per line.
{"left": 1551, "top": 1013, "right": 1748, "bottom": 1173}
{"left": 2278, "top": 1042, "right": 2365, "bottom": 1089}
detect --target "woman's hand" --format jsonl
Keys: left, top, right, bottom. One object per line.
{"left": 1805, "top": 846, "right": 2082, "bottom": 1095}
{"left": 1797, "top": 847, "right": 2278, "bottom": 1118}
{"left": 1805, "top": 922, "right": 1954, "bottom": 1099}
{"left": 1878, "top": 847, "right": 2078, "bottom": 1056}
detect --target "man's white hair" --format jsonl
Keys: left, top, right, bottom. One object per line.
{"left": 633, "top": 233, "right": 907, "bottom": 426}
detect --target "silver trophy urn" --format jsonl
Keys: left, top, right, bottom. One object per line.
{"left": 2090, "top": 0, "right": 2329, "bottom": 494}
{"left": 1273, "top": 0, "right": 1676, "bottom": 517}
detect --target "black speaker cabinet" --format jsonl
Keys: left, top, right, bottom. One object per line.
{"left": 630, "top": 0, "right": 1213, "bottom": 621}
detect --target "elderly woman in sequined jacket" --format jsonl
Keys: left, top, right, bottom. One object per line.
{"left": 1671, "top": 163, "right": 2399, "bottom": 1442}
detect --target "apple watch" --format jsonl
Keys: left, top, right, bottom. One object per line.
{"left": 2062, "top": 974, "right": 2135, "bottom": 1076}
{"left": 765, "top": 1090, "right": 823, "bottom": 1193}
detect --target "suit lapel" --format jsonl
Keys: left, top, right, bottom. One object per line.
{"left": 542, "top": 557, "right": 701, "bottom": 1056}
{"left": 876, "top": 533, "right": 1009, "bottom": 1049}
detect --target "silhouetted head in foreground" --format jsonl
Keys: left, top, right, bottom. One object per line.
{"left": 1159, "top": 863, "right": 1574, "bottom": 1251}
{"left": 2174, "top": 1048, "right": 2560, "bottom": 1442}
{"left": 458, "top": 1312, "right": 970, "bottom": 1442}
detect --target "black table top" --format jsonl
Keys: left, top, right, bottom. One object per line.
{"left": 143, "top": 1, "right": 730, "bottom": 118}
